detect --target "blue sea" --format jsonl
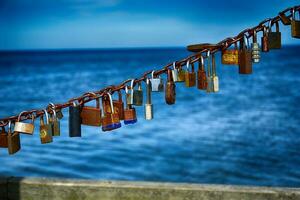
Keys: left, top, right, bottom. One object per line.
{"left": 0, "top": 46, "right": 299, "bottom": 187}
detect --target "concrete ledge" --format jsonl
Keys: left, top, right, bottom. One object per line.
{"left": 0, "top": 177, "right": 299, "bottom": 200}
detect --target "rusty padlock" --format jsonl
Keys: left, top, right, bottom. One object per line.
{"left": 113, "top": 90, "right": 125, "bottom": 120}
{"left": 0, "top": 126, "right": 8, "bottom": 148}
{"left": 261, "top": 26, "right": 269, "bottom": 52}
{"left": 185, "top": 60, "right": 196, "bottom": 87}
{"left": 101, "top": 93, "right": 121, "bottom": 132}
{"left": 197, "top": 55, "right": 207, "bottom": 90}
{"left": 80, "top": 92, "right": 102, "bottom": 127}
{"left": 7, "top": 121, "right": 21, "bottom": 155}
{"left": 291, "top": 8, "right": 300, "bottom": 38}
{"left": 221, "top": 41, "right": 239, "bottom": 65}
{"left": 165, "top": 69, "right": 176, "bottom": 105}
{"left": 14, "top": 111, "right": 35, "bottom": 135}
{"left": 124, "top": 86, "right": 137, "bottom": 125}
{"left": 268, "top": 21, "right": 281, "bottom": 49}
{"left": 239, "top": 35, "right": 252, "bottom": 74}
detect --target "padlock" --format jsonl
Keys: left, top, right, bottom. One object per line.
{"left": 0, "top": 126, "right": 8, "bottom": 148}
{"left": 165, "top": 69, "right": 176, "bottom": 105}
{"left": 133, "top": 82, "right": 143, "bottom": 106}
{"left": 261, "top": 26, "right": 269, "bottom": 52}
{"left": 14, "top": 111, "right": 35, "bottom": 135}
{"left": 124, "top": 86, "right": 137, "bottom": 125}
{"left": 197, "top": 55, "right": 208, "bottom": 90}
{"left": 101, "top": 93, "right": 121, "bottom": 131}
{"left": 279, "top": 12, "right": 291, "bottom": 25}
{"left": 7, "top": 121, "right": 21, "bottom": 155}
{"left": 268, "top": 21, "right": 281, "bottom": 49}
{"left": 40, "top": 110, "right": 53, "bottom": 144}
{"left": 251, "top": 30, "right": 261, "bottom": 63}
{"left": 113, "top": 90, "right": 125, "bottom": 120}
{"left": 80, "top": 93, "right": 102, "bottom": 127}
{"left": 239, "top": 35, "right": 252, "bottom": 74}
{"left": 144, "top": 78, "right": 153, "bottom": 120}
{"left": 211, "top": 53, "right": 219, "bottom": 92}
{"left": 177, "top": 66, "right": 186, "bottom": 82}
{"left": 48, "top": 104, "right": 60, "bottom": 136}
{"left": 69, "top": 101, "right": 82, "bottom": 137}
{"left": 150, "top": 71, "right": 164, "bottom": 92}
{"left": 221, "top": 42, "right": 239, "bottom": 65}
{"left": 291, "top": 8, "right": 300, "bottom": 38}
{"left": 126, "top": 79, "right": 135, "bottom": 105}
{"left": 206, "top": 50, "right": 213, "bottom": 93}
{"left": 171, "top": 62, "right": 179, "bottom": 82}
{"left": 185, "top": 60, "right": 196, "bottom": 87}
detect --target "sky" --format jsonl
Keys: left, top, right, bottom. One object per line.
{"left": 0, "top": 0, "right": 299, "bottom": 50}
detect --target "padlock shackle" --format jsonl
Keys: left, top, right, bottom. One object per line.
{"left": 107, "top": 93, "right": 114, "bottom": 113}
{"left": 41, "top": 109, "right": 49, "bottom": 124}
{"left": 48, "top": 104, "right": 57, "bottom": 120}
{"left": 17, "top": 111, "right": 35, "bottom": 123}
{"left": 146, "top": 78, "right": 152, "bottom": 104}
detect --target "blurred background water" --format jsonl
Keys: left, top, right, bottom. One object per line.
{"left": 0, "top": 46, "right": 299, "bottom": 187}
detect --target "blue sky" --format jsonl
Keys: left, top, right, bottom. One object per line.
{"left": 0, "top": 0, "right": 299, "bottom": 50}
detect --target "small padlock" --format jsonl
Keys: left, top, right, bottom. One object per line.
{"left": 268, "top": 21, "right": 281, "bottom": 49}
{"left": 69, "top": 101, "right": 82, "bottom": 137}
{"left": 0, "top": 126, "right": 8, "bottom": 148}
{"left": 144, "top": 78, "right": 153, "bottom": 120}
{"left": 80, "top": 92, "right": 102, "bottom": 127}
{"left": 171, "top": 62, "right": 179, "bottom": 82}
{"left": 185, "top": 60, "right": 196, "bottom": 87}
{"left": 211, "top": 53, "right": 219, "bottom": 92}
{"left": 206, "top": 50, "right": 213, "bottom": 93}
{"left": 126, "top": 79, "right": 135, "bottom": 105}
{"left": 177, "top": 66, "right": 186, "bottom": 82}
{"left": 291, "top": 8, "right": 300, "bottom": 38}
{"left": 40, "top": 110, "right": 53, "bottom": 144}
{"left": 7, "top": 121, "right": 21, "bottom": 155}
{"left": 113, "top": 90, "right": 125, "bottom": 120}
{"left": 197, "top": 55, "right": 208, "bottom": 90}
{"left": 251, "top": 30, "right": 261, "bottom": 63}
{"left": 101, "top": 93, "right": 122, "bottom": 131}
{"left": 124, "top": 86, "right": 137, "bottom": 125}
{"left": 14, "top": 111, "right": 35, "bottom": 135}
{"left": 261, "top": 26, "right": 269, "bottom": 52}
{"left": 239, "top": 35, "right": 252, "bottom": 74}
{"left": 150, "top": 71, "right": 164, "bottom": 92}
{"left": 133, "top": 82, "right": 143, "bottom": 106}
{"left": 221, "top": 41, "right": 239, "bottom": 65}
{"left": 279, "top": 12, "right": 291, "bottom": 25}
{"left": 165, "top": 69, "right": 176, "bottom": 105}
{"left": 49, "top": 103, "right": 60, "bottom": 136}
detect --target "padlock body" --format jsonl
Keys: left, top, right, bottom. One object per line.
{"left": 80, "top": 106, "right": 102, "bottom": 126}
{"left": 69, "top": 105, "right": 81, "bottom": 137}
{"left": 221, "top": 49, "right": 239, "bottom": 65}
{"left": 206, "top": 77, "right": 213, "bottom": 93}
{"left": 177, "top": 69, "right": 185, "bottom": 82}
{"left": 239, "top": 50, "right": 252, "bottom": 74}
{"left": 291, "top": 20, "right": 300, "bottom": 38}
{"left": 185, "top": 72, "right": 196, "bottom": 87}
{"left": 144, "top": 104, "right": 153, "bottom": 120}
{"left": 197, "top": 69, "right": 207, "bottom": 90}
{"left": 8, "top": 132, "right": 21, "bottom": 155}
{"left": 261, "top": 36, "right": 269, "bottom": 52}
{"left": 113, "top": 101, "right": 125, "bottom": 120}
{"left": 268, "top": 32, "right": 281, "bottom": 49}
{"left": 165, "top": 82, "right": 176, "bottom": 105}
{"left": 251, "top": 43, "right": 260, "bottom": 63}
{"left": 213, "top": 76, "right": 219, "bottom": 92}
{"left": 50, "top": 119, "right": 60, "bottom": 136}
{"left": 56, "top": 110, "right": 64, "bottom": 120}
{"left": 14, "top": 122, "right": 34, "bottom": 135}
{"left": 124, "top": 108, "right": 137, "bottom": 125}
{"left": 0, "top": 132, "right": 8, "bottom": 148}
{"left": 151, "top": 78, "right": 164, "bottom": 92}
{"left": 172, "top": 69, "right": 179, "bottom": 82}
{"left": 102, "top": 113, "right": 121, "bottom": 131}
{"left": 133, "top": 90, "right": 143, "bottom": 106}
{"left": 40, "top": 124, "right": 53, "bottom": 144}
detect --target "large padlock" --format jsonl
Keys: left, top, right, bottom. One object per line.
{"left": 261, "top": 26, "right": 269, "bottom": 52}
{"left": 113, "top": 90, "right": 125, "bottom": 120}
{"left": 80, "top": 92, "right": 102, "bottom": 127}
{"left": 291, "top": 8, "right": 300, "bottom": 38}
{"left": 279, "top": 12, "right": 291, "bottom": 25}
{"left": 0, "top": 126, "right": 8, "bottom": 148}
{"left": 165, "top": 69, "right": 176, "bottom": 105}
{"left": 48, "top": 104, "right": 61, "bottom": 137}
{"left": 40, "top": 110, "right": 53, "bottom": 144}
{"left": 221, "top": 41, "right": 239, "bottom": 65}
{"left": 150, "top": 71, "right": 164, "bottom": 92}
{"left": 101, "top": 93, "right": 121, "bottom": 131}
{"left": 206, "top": 50, "right": 213, "bottom": 93}
{"left": 185, "top": 60, "right": 196, "bottom": 87}
{"left": 211, "top": 53, "right": 219, "bottom": 92}
{"left": 239, "top": 35, "right": 252, "bottom": 74}
{"left": 14, "top": 111, "right": 35, "bottom": 135}
{"left": 171, "top": 62, "right": 179, "bottom": 82}
{"left": 268, "top": 21, "right": 281, "bottom": 49}
{"left": 133, "top": 82, "right": 143, "bottom": 106}
{"left": 124, "top": 86, "right": 137, "bottom": 125}
{"left": 197, "top": 55, "right": 207, "bottom": 90}
{"left": 69, "top": 101, "right": 82, "bottom": 137}
{"left": 144, "top": 78, "right": 153, "bottom": 120}
{"left": 251, "top": 30, "right": 261, "bottom": 63}
{"left": 7, "top": 121, "right": 21, "bottom": 155}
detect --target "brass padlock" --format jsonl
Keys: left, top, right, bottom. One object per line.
{"left": 206, "top": 50, "right": 213, "bottom": 93}
{"left": 221, "top": 42, "right": 239, "bottom": 65}
{"left": 268, "top": 21, "right": 281, "bottom": 49}
{"left": 291, "top": 8, "right": 300, "bottom": 38}
{"left": 171, "top": 62, "right": 179, "bottom": 82}
{"left": 279, "top": 12, "right": 291, "bottom": 25}
{"left": 197, "top": 55, "right": 207, "bottom": 90}
{"left": 144, "top": 78, "right": 153, "bottom": 120}
{"left": 80, "top": 92, "right": 102, "bottom": 127}
{"left": 211, "top": 53, "right": 219, "bottom": 92}
{"left": 239, "top": 35, "right": 252, "bottom": 74}
{"left": 49, "top": 103, "right": 61, "bottom": 136}
{"left": 124, "top": 86, "right": 137, "bottom": 125}
{"left": 177, "top": 66, "right": 186, "bottom": 82}
{"left": 0, "top": 126, "right": 8, "bottom": 148}
{"left": 261, "top": 26, "right": 269, "bottom": 52}
{"left": 113, "top": 90, "right": 125, "bottom": 120}
{"left": 101, "top": 93, "right": 121, "bottom": 131}
{"left": 165, "top": 69, "right": 176, "bottom": 105}
{"left": 69, "top": 101, "right": 82, "bottom": 137}
{"left": 40, "top": 110, "right": 53, "bottom": 144}
{"left": 14, "top": 111, "right": 35, "bottom": 135}
{"left": 133, "top": 82, "right": 143, "bottom": 106}
{"left": 185, "top": 60, "right": 196, "bottom": 87}
{"left": 7, "top": 121, "right": 21, "bottom": 155}
{"left": 251, "top": 30, "right": 261, "bottom": 63}
{"left": 150, "top": 71, "right": 164, "bottom": 92}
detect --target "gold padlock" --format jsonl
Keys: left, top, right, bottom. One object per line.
{"left": 7, "top": 121, "right": 21, "bottom": 155}
{"left": 14, "top": 111, "right": 35, "bottom": 135}
{"left": 185, "top": 60, "right": 196, "bottom": 87}
{"left": 40, "top": 110, "right": 53, "bottom": 144}
{"left": 221, "top": 41, "right": 239, "bottom": 65}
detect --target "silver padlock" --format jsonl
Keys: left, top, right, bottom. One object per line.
{"left": 144, "top": 78, "right": 153, "bottom": 120}
{"left": 150, "top": 70, "right": 164, "bottom": 92}
{"left": 206, "top": 50, "right": 213, "bottom": 93}
{"left": 251, "top": 30, "right": 260, "bottom": 63}
{"left": 171, "top": 62, "right": 179, "bottom": 82}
